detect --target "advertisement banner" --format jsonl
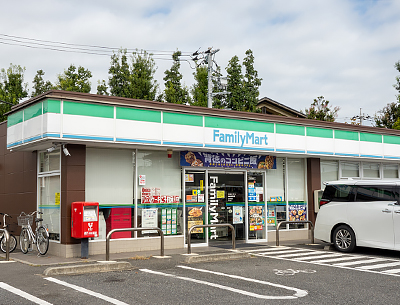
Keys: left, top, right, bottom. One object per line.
{"left": 142, "top": 208, "right": 158, "bottom": 234}
{"left": 180, "top": 151, "right": 276, "bottom": 169}
{"left": 249, "top": 206, "right": 264, "bottom": 231}
{"left": 289, "top": 204, "right": 307, "bottom": 221}
{"left": 233, "top": 206, "right": 243, "bottom": 224}
{"left": 187, "top": 207, "right": 204, "bottom": 233}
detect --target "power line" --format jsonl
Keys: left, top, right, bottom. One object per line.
{"left": 0, "top": 33, "right": 193, "bottom": 60}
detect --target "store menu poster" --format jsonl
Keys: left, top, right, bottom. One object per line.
{"left": 249, "top": 206, "right": 264, "bottom": 231}
{"left": 289, "top": 205, "right": 307, "bottom": 221}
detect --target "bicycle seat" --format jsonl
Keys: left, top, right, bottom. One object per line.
{"left": 35, "top": 218, "right": 43, "bottom": 223}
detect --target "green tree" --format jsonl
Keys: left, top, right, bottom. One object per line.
{"left": 97, "top": 80, "right": 109, "bottom": 95}
{"left": 226, "top": 55, "right": 244, "bottom": 111}
{"left": 243, "top": 49, "right": 262, "bottom": 112}
{"left": 375, "top": 98, "right": 400, "bottom": 128}
{"left": 55, "top": 64, "right": 92, "bottom": 93}
{"left": 32, "top": 69, "right": 53, "bottom": 97}
{"left": 162, "top": 51, "right": 190, "bottom": 104}
{"left": 375, "top": 61, "right": 400, "bottom": 128}
{"left": 108, "top": 48, "right": 158, "bottom": 100}
{"left": 0, "top": 64, "right": 28, "bottom": 122}
{"left": 394, "top": 60, "right": 400, "bottom": 95}
{"left": 190, "top": 66, "right": 208, "bottom": 107}
{"left": 304, "top": 96, "right": 340, "bottom": 122}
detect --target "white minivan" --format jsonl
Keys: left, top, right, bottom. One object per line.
{"left": 315, "top": 180, "right": 400, "bottom": 253}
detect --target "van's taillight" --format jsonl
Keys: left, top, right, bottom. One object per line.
{"left": 319, "top": 199, "right": 330, "bottom": 207}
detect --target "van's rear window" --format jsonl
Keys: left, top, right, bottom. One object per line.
{"left": 323, "top": 185, "right": 355, "bottom": 202}
{"left": 354, "top": 186, "right": 398, "bottom": 202}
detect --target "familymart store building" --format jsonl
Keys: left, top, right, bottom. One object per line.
{"left": 4, "top": 90, "right": 400, "bottom": 257}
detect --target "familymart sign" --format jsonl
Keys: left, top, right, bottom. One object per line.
{"left": 205, "top": 128, "right": 274, "bottom": 151}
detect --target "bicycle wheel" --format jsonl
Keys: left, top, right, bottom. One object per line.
{"left": 36, "top": 226, "right": 49, "bottom": 255}
{"left": 20, "top": 228, "right": 30, "bottom": 254}
{"left": 0, "top": 234, "right": 17, "bottom": 253}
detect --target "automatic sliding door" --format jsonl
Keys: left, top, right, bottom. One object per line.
{"left": 185, "top": 171, "right": 206, "bottom": 244}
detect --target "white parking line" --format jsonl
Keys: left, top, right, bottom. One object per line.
{"left": 275, "top": 251, "right": 326, "bottom": 258}
{"left": 308, "top": 256, "right": 363, "bottom": 264}
{"left": 294, "top": 254, "right": 346, "bottom": 261}
{"left": 140, "top": 266, "right": 307, "bottom": 300}
{"left": 256, "top": 249, "right": 312, "bottom": 255}
{"left": 357, "top": 262, "right": 400, "bottom": 270}
{"left": 332, "top": 258, "right": 386, "bottom": 267}
{"left": 45, "top": 277, "right": 129, "bottom": 305}
{"left": 243, "top": 247, "right": 290, "bottom": 253}
{"left": 0, "top": 282, "right": 53, "bottom": 305}
{"left": 0, "top": 261, "right": 15, "bottom": 263}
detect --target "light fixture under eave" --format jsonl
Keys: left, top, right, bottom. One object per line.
{"left": 62, "top": 145, "right": 71, "bottom": 157}
{"left": 167, "top": 149, "right": 173, "bottom": 158}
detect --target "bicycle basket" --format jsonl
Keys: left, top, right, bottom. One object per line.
{"left": 17, "top": 215, "right": 33, "bottom": 226}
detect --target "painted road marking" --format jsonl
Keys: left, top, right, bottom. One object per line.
{"left": 247, "top": 246, "right": 400, "bottom": 277}
{"left": 45, "top": 277, "right": 129, "bottom": 305}
{"left": 357, "top": 262, "right": 400, "bottom": 270}
{"left": 0, "top": 260, "right": 15, "bottom": 263}
{"left": 0, "top": 282, "right": 53, "bottom": 305}
{"left": 257, "top": 249, "right": 311, "bottom": 255}
{"left": 140, "top": 266, "right": 307, "bottom": 300}
{"left": 332, "top": 258, "right": 386, "bottom": 267}
{"left": 243, "top": 247, "right": 290, "bottom": 253}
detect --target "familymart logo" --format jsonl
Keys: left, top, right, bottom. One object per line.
{"left": 213, "top": 129, "right": 268, "bottom": 147}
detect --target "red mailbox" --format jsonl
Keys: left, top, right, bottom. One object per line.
{"left": 71, "top": 202, "right": 99, "bottom": 238}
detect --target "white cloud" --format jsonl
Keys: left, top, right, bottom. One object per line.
{"left": 1, "top": 0, "right": 399, "bottom": 124}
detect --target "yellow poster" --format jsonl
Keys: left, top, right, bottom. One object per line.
{"left": 55, "top": 192, "right": 60, "bottom": 205}
{"left": 217, "top": 190, "right": 225, "bottom": 198}
{"left": 192, "top": 190, "right": 198, "bottom": 196}
{"left": 200, "top": 180, "right": 204, "bottom": 191}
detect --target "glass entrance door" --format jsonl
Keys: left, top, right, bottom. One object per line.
{"left": 208, "top": 172, "right": 245, "bottom": 243}
{"left": 247, "top": 172, "right": 267, "bottom": 241}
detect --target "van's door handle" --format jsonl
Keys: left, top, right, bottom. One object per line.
{"left": 394, "top": 210, "right": 400, "bottom": 214}
{"left": 382, "top": 209, "right": 392, "bottom": 213}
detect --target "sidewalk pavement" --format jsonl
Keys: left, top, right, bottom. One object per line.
{"left": 0, "top": 239, "right": 329, "bottom": 275}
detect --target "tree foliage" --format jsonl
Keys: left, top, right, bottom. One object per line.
{"left": 0, "top": 64, "right": 28, "bottom": 122}
{"left": 375, "top": 60, "right": 400, "bottom": 128}
{"left": 190, "top": 66, "right": 208, "bottom": 107}
{"left": 304, "top": 96, "right": 340, "bottom": 122}
{"left": 162, "top": 51, "right": 190, "bottom": 104}
{"left": 55, "top": 64, "right": 92, "bottom": 93}
{"left": 32, "top": 69, "right": 53, "bottom": 97}
{"left": 243, "top": 49, "right": 262, "bottom": 112}
{"left": 108, "top": 48, "right": 158, "bottom": 100}
{"left": 226, "top": 55, "right": 244, "bottom": 111}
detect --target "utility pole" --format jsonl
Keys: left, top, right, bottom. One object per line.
{"left": 191, "top": 47, "right": 229, "bottom": 109}
{"left": 351, "top": 108, "right": 372, "bottom": 126}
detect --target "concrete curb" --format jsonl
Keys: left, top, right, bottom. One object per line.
{"left": 43, "top": 261, "right": 132, "bottom": 276}
{"left": 185, "top": 252, "right": 250, "bottom": 263}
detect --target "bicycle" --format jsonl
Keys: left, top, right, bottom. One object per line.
{"left": 18, "top": 211, "right": 49, "bottom": 255}
{"left": 0, "top": 212, "right": 17, "bottom": 253}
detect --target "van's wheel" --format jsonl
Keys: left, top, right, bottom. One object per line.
{"left": 333, "top": 225, "right": 356, "bottom": 253}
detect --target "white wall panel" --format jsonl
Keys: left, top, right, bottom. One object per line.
{"left": 275, "top": 134, "right": 306, "bottom": 152}
{"left": 334, "top": 139, "right": 360, "bottom": 156}
{"left": 43, "top": 113, "right": 61, "bottom": 135}
{"left": 23, "top": 116, "right": 42, "bottom": 141}
{"left": 63, "top": 115, "right": 114, "bottom": 139}
{"left": 306, "top": 137, "right": 335, "bottom": 154}
{"left": 360, "top": 141, "right": 383, "bottom": 158}
{"left": 7, "top": 124, "right": 23, "bottom": 146}
{"left": 164, "top": 124, "right": 203, "bottom": 145}
{"left": 116, "top": 120, "right": 162, "bottom": 142}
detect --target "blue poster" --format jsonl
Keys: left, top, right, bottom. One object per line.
{"left": 180, "top": 151, "right": 276, "bottom": 169}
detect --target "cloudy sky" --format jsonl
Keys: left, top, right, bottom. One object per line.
{"left": 1, "top": 0, "right": 400, "bottom": 124}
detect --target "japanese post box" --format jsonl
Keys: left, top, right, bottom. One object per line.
{"left": 71, "top": 202, "right": 99, "bottom": 238}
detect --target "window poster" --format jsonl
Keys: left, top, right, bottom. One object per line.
{"left": 233, "top": 206, "right": 243, "bottom": 224}
{"left": 142, "top": 208, "right": 158, "bottom": 234}
{"left": 162, "top": 208, "right": 177, "bottom": 235}
{"left": 185, "top": 174, "right": 194, "bottom": 182}
{"left": 249, "top": 206, "right": 264, "bottom": 231}
{"left": 289, "top": 204, "right": 307, "bottom": 221}
{"left": 187, "top": 207, "right": 203, "bottom": 233}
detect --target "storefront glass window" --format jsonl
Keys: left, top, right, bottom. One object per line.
{"left": 383, "top": 164, "right": 399, "bottom": 179}
{"left": 38, "top": 149, "right": 61, "bottom": 241}
{"left": 288, "top": 158, "right": 306, "bottom": 229}
{"left": 321, "top": 161, "right": 339, "bottom": 189}
{"left": 341, "top": 162, "right": 360, "bottom": 178}
{"left": 137, "top": 150, "right": 182, "bottom": 237}
{"left": 363, "top": 162, "right": 380, "bottom": 178}
{"left": 266, "top": 157, "right": 285, "bottom": 230}
{"left": 85, "top": 148, "right": 134, "bottom": 240}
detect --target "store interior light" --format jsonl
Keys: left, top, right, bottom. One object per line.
{"left": 167, "top": 149, "right": 173, "bottom": 158}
